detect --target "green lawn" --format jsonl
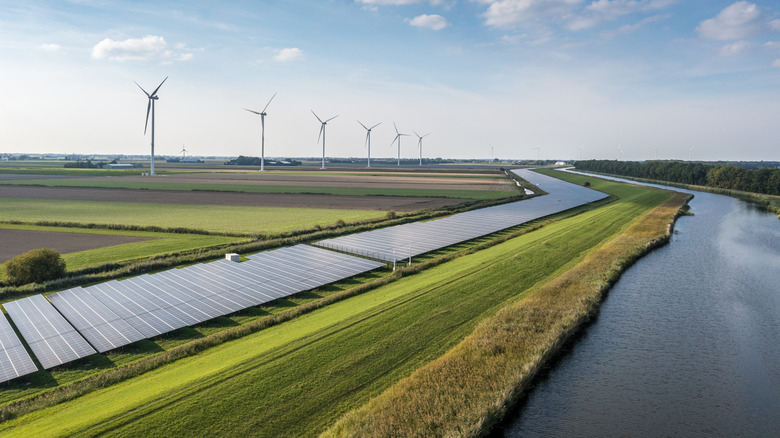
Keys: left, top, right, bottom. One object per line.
{"left": 0, "top": 178, "right": 514, "bottom": 199}
{"left": 0, "top": 198, "right": 387, "bottom": 234}
{"left": 0, "top": 175, "right": 671, "bottom": 437}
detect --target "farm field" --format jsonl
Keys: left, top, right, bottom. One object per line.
{"left": 0, "top": 198, "right": 388, "bottom": 235}
{"left": 0, "top": 186, "right": 463, "bottom": 211}
{"left": 0, "top": 174, "right": 674, "bottom": 437}
{"left": 0, "top": 168, "right": 517, "bottom": 200}
{"left": 0, "top": 223, "right": 244, "bottom": 273}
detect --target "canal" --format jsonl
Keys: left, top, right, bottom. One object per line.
{"left": 495, "top": 174, "right": 780, "bottom": 437}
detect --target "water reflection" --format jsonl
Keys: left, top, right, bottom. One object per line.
{"left": 496, "top": 175, "right": 780, "bottom": 437}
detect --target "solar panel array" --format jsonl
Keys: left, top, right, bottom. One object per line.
{"left": 1, "top": 244, "right": 384, "bottom": 377}
{"left": 315, "top": 169, "right": 608, "bottom": 262}
{"left": 4, "top": 295, "right": 97, "bottom": 369}
{"left": 0, "top": 314, "right": 38, "bottom": 384}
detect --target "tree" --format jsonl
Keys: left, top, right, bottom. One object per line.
{"left": 4, "top": 248, "right": 66, "bottom": 286}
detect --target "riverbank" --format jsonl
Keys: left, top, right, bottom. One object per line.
{"left": 574, "top": 169, "right": 780, "bottom": 219}
{"left": 323, "top": 179, "right": 690, "bottom": 437}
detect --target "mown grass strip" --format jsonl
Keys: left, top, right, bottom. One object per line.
{"left": 322, "top": 191, "right": 690, "bottom": 438}
{"left": 0, "top": 177, "right": 669, "bottom": 437}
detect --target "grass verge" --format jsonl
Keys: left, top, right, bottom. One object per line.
{"left": 322, "top": 190, "right": 690, "bottom": 438}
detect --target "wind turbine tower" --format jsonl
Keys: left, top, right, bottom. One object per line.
{"left": 181, "top": 145, "right": 187, "bottom": 159}
{"left": 312, "top": 110, "right": 338, "bottom": 169}
{"left": 618, "top": 144, "right": 623, "bottom": 161}
{"left": 358, "top": 121, "right": 381, "bottom": 168}
{"left": 134, "top": 76, "right": 168, "bottom": 176}
{"left": 688, "top": 146, "right": 694, "bottom": 161}
{"left": 390, "top": 122, "right": 410, "bottom": 166}
{"left": 414, "top": 131, "right": 430, "bottom": 166}
{"left": 244, "top": 93, "right": 277, "bottom": 171}
{"left": 531, "top": 146, "right": 541, "bottom": 163}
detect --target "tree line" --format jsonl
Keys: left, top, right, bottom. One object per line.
{"left": 575, "top": 160, "right": 780, "bottom": 196}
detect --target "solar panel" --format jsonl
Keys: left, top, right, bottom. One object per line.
{"left": 4, "top": 295, "right": 96, "bottom": 369}
{"left": 85, "top": 282, "right": 179, "bottom": 338}
{"left": 315, "top": 169, "right": 608, "bottom": 261}
{"left": 47, "top": 287, "right": 145, "bottom": 353}
{"left": 0, "top": 313, "right": 38, "bottom": 383}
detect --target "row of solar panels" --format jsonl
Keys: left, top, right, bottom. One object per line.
{"left": 0, "top": 245, "right": 385, "bottom": 384}
{"left": 315, "top": 169, "right": 608, "bottom": 262}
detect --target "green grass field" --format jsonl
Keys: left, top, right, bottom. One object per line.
{"left": 0, "top": 175, "right": 671, "bottom": 437}
{"left": 0, "top": 198, "right": 388, "bottom": 235}
{"left": 0, "top": 178, "right": 514, "bottom": 199}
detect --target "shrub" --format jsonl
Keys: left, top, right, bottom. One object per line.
{"left": 4, "top": 248, "right": 66, "bottom": 286}
{"left": 584, "top": 181, "right": 591, "bottom": 187}
{"left": 386, "top": 210, "right": 397, "bottom": 219}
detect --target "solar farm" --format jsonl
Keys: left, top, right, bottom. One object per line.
{"left": 0, "top": 168, "right": 607, "bottom": 383}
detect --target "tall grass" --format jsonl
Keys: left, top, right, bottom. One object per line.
{"left": 323, "top": 192, "right": 691, "bottom": 438}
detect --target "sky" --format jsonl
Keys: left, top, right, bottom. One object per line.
{"left": 1, "top": 0, "right": 780, "bottom": 162}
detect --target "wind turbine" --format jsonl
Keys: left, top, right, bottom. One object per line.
{"left": 688, "top": 146, "right": 694, "bottom": 161}
{"left": 358, "top": 120, "right": 381, "bottom": 168}
{"left": 134, "top": 76, "right": 168, "bottom": 176}
{"left": 414, "top": 131, "right": 430, "bottom": 166}
{"left": 618, "top": 144, "right": 623, "bottom": 161}
{"left": 531, "top": 146, "right": 541, "bottom": 163}
{"left": 390, "top": 122, "right": 410, "bottom": 166}
{"left": 488, "top": 142, "right": 494, "bottom": 162}
{"left": 579, "top": 145, "right": 583, "bottom": 161}
{"left": 312, "top": 110, "right": 338, "bottom": 169}
{"left": 244, "top": 92, "right": 277, "bottom": 172}
{"left": 181, "top": 145, "right": 187, "bottom": 159}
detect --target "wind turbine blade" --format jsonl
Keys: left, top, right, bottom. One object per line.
{"left": 144, "top": 99, "right": 151, "bottom": 135}
{"left": 393, "top": 122, "right": 399, "bottom": 135}
{"left": 365, "top": 132, "right": 370, "bottom": 148}
{"left": 358, "top": 120, "right": 369, "bottom": 130}
{"left": 151, "top": 76, "right": 168, "bottom": 96}
{"left": 244, "top": 108, "right": 261, "bottom": 115}
{"left": 370, "top": 122, "right": 382, "bottom": 130}
{"left": 317, "top": 125, "right": 324, "bottom": 144}
{"left": 262, "top": 92, "right": 277, "bottom": 113}
{"left": 311, "top": 110, "right": 323, "bottom": 123}
{"left": 413, "top": 130, "right": 420, "bottom": 138}
{"left": 325, "top": 115, "right": 339, "bottom": 123}
{"left": 423, "top": 133, "right": 430, "bottom": 138}
{"left": 134, "top": 81, "right": 150, "bottom": 98}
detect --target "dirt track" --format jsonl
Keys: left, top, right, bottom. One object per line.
{"left": 0, "top": 229, "right": 154, "bottom": 263}
{"left": 0, "top": 186, "right": 466, "bottom": 212}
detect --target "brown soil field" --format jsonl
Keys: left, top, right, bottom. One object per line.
{"left": 73, "top": 172, "right": 513, "bottom": 191}
{"left": 0, "top": 229, "right": 154, "bottom": 263}
{"left": 0, "top": 186, "right": 466, "bottom": 211}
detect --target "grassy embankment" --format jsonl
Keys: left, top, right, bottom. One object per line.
{"left": 575, "top": 169, "right": 780, "bottom": 218}
{"left": 0, "top": 175, "right": 675, "bottom": 437}
{"left": 0, "top": 179, "right": 514, "bottom": 200}
{"left": 324, "top": 171, "right": 690, "bottom": 437}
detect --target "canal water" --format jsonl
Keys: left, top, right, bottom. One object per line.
{"left": 495, "top": 176, "right": 780, "bottom": 437}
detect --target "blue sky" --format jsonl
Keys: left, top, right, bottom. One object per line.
{"left": 2, "top": 0, "right": 780, "bottom": 161}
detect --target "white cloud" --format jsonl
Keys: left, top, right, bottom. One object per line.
{"left": 477, "top": 0, "right": 582, "bottom": 29}
{"left": 773, "top": 58, "right": 780, "bottom": 68}
{"left": 407, "top": 14, "right": 449, "bottom": 30}
{"left": 91, "top": 35, "right": 193, "bottom": 62}
{"left": 40, "top": 43, "right": 61, "bottom": 52}
{"left": 570, "top": 0, "right": 675, "bottom": 30}
{"left": 696, "top": 1, "right": 763, "bottom": 41}
{"left": 477, "top": 0, "right": 675, "bottom": 31}
{"left": 720, "top": 40, "right": 750, "bottom": 56}
{"left": 764, "top": 41, "right": 780, "bottom": 49}
{"left": 274, "top": 47, "right": 303, "bottom": 62}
